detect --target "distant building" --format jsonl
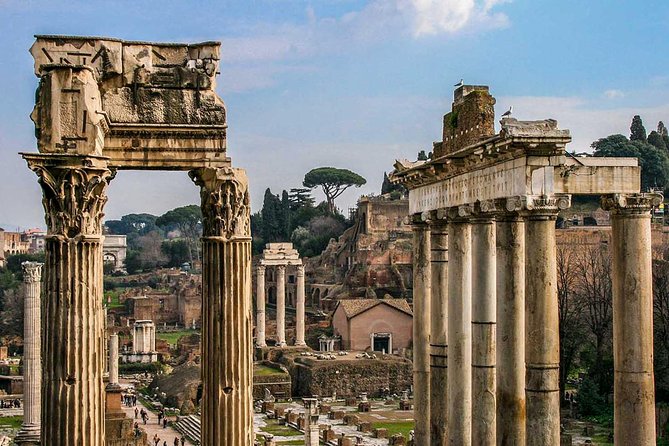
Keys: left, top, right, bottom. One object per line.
{"left": 2, "top": 231, "right": 29, "bottom": 257}
{"left": 103, "top": 235, "right": 127, "bottom": 271}
{"left": 332, "top": 298, "right": 413, "bottom": 354}
{"left": 23, "top": 228, "right": 46, "bottom": 253}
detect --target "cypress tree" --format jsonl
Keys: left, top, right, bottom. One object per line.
{"left": 630, "top": 115, "right": 647, "bottom": 142}
{"left": 648, "top": 131, "right": 667, "bottom": 151}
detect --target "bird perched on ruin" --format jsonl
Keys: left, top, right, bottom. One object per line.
{"left": 502, "top": 106, "right": 513, "bottom": 117}
{"left": 454, "top": 79, "right": 464, "bottom": 88}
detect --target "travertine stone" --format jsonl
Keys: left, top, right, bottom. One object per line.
{"left": 496, "top": 212, "right": 526, "bottom": 446}
{"left": 190, "top": 167, "right": 253, "bottom": 446}
{"left": 276, "top": 265, "right": 287, "bottom": 347}
{"left": 295, "top": 265, "right": 306, "bottom": 346}
{"left": 602, "top": 193, "right": 661, "bottom": 446}
{"left": 447, "top": 218, "right": 472, "bottom": 446}
{"left": 24, "top": 154, "right": 112, "bottom": 446}
{"left": 471, "top": 217, "right": 496, "bottom": 445}
{"left": 256, "top": 266, "right": 267, "bottom": 347}
{"left": 108, "top": 333, "right": 119, "bottom": 387}
{"left": 524, "top": 195, "right": 569, "bottom": 446}
{"left": 304, "top": 398, "right": 320, "bottom": 446}
{"left": 15, "top": 262, "right": 43, "bottom": 445}
{"left": 429, "top": 220, "right": 448, "bottom": 446}
{"left": 412, "top": 220, "right": 431, "bottom": 446}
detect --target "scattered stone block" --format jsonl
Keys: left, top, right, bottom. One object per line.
{"left": 373, "top": 428, "right": 388, "bottom": 438}
{"left": 345, "top": 397, "right": 357, "bottom": 406}
{"left": 389, "top": 434, "right": 406, "bottom": 445}
{"left": 343, "top": 414, "right": 359, "bottom": 426}
{"left": 357, "top": 422, "right": 372, "bottom": 432}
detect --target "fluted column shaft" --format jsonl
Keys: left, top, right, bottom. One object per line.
{"left": 276, "top": 266, "right": 287, "bottom": 347}
{"left": 190, "top": 166, "right": 253, "bottom": 446}
{"left": 447, "top": 216, "right": 472, "bottom": 446}
{"left": 471, "top": 217, "right": 496, "bottom": 445}
{"left": 296, "top": 265, "right": 306, "bottom": 346}
{"left": 16, "top": 262, "right": 43, "bottom": 445}
{"left": 108, "top": 334, "right": 119, "bottom": 386}
{"left": 430, "top": 220, "right": 448, "bottom": 446}
{"left": 603, "top": 193, "right": 660, "bottom": 445}
{"left": 412, "top": 220, "right": 431, "bottom": 446}
{"left": 256, "top": 266, "right": 267, "bottom": 347}
{"left": 525, "top": 208, "right": 561, "bottom": 446}
{"left": 24, "top": 155, "right": 113, "bottom": 446}
{"left": 496, "top": 215, "right": 526, "bottom": 446}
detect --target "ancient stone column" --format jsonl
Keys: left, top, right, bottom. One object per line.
{"left": 495, "top": 205, "right": 526, "bottom": 446}
{"left": 471, "top": 213, "right": 496, "bottom": 445}
{"left": 256, "top": 265, "right": 267, "bottom": 347}
{"left": 430, "top": 218, "right": 448, "bottom": 446}
{"left": 304, "top": 398, "right": 320, "bottom": 446}
{"left": 15, "top": 262, "right": 42, "bottom": 446}
{"left": 447, "top": 206, "right": 472, "bottom": 446}
{"left": 276, "top": 265, "right": 287, "bottom": 347}
{"left": 411, "top": 217, "right": 431, "bottom": 446}
{"left": 24, "top": 155, "right": 112, "bottom": 446}
{"left": 602, "top": 193, "right": 661, "bottom": 445}
{"left": 295, "top": 265, "right": 307, "bottom": 346}
{"left": 524, "top": 195, "right": 569, "bottom": 446}
{"left": 108, "top": 333, "right": 119, "bottom": 386}
{"left": 190, "top": 167, "right": 253, "bottom": 446}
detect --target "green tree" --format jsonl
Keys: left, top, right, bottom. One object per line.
{"left": 161, "top": 240, "right": 190, "bottom": 267}
{"left": 417, "top": 150, "right": 429, "bottom": 161}
{"left": 105, "top": 213, "right": 158, "bottom": 236}
{"left": 630, "top": 115, "right": 647, "bottom": 142}
{"left": 659, "top": 121, "right": 669, "bottom": 149}
{"left": 649, "top": 130, "right": 667, "bottom": 151}
{"left": 381, "top": 172, "right": 406, "bottom": 197}
{"left": 261, "top": 189, "right": 282, "bottom": 242}
{"left": 288, "top": 188, "right": 315, "bottom": 210}
{"left": 155, "top": 205, "right": 202, "bottom": 266}
{"left": 303, "top": 167, "right": 366, "bottom": 214}
{"left": 592, "top": 134, "right": 669, "bottom": 191}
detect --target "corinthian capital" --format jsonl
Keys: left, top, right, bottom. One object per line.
{"left": 21, "top": 262, "right": 43, "bottom": 283}
{"left": 24, "top": 154, "right": 113, "bottom": 238}
{"left": 189, "top": 167, "right": 251, "bottom": 239}
{"left": 601, "top": 193, "right": 663, "bottom": 215}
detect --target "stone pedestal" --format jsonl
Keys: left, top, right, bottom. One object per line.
{"left": 295, "top": 265, "right": 307, "bottom": 346}
{"left": 447, "top": 213, "right": 472, "bottom": 445}
{"left": 15, "top": 262, "right": 42, "bottom": 445}
{"left": 276, "top": 265, "right": 287, "bottom": 347}
{"left": 257, "top": 266, "right": 267, "bottom": 347}
{"left": 412, "top": 220, "right": 431, "bottom": 445}
{"left": 495, "top": 210, "right": 526, "bottom": 446}
{"left": 190, "top": 167, "right": 253, "bottom": 446}
{"left": 304, "top": 398, "right": 320, "bottom": 446}
{"left": 24, "top": 154, "right": 113, "bottom": 446}
{"left": 603, "top": 193, "right": 660, "bottom": 445}
{"left": 524, "top": 195, "right": 569, "bottom": 446}
{"left": 471, "top": 216, "right": 496, "bottom": 445}
{"left": 429, "top": 220, "right": 448, "bottom": 446}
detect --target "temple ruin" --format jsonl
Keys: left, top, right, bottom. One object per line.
{"left": 22, "top": 35, "right": 252, "bottom": 445}
{"left": 391, "top": 85, "right": 659, "bottom": 445}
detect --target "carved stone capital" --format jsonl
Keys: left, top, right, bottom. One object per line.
{"left": 257, "top": 265, "right": 266, "bottom": 275}
{"left": 21, "top": 262, "right": 43, "bottom": 283}
{"left": 296, "top": 265, "right": 305, "bottom": 277}
{"left": 524, "top": 194, "right": 571, "bottom": 214}
{"left": 447, "top": 203, "right": 474, "bottom": 221}
{"left": 601, "top": 193, "right": 663, "bottom": 216}
{"left": 189, "top": 167, "right": 251, "bottom": 240}
{"left": 24, "top": 154, "right": 113, "bottom": 238}
{"left": 276, "top": 265, "right": 286, "bottom": 275}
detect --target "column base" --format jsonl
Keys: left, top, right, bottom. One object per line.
{"left": 294, "top": 342, "right": 307, "bottom": 347}
{"left": 15, "top": 425, "right": 40, "bottom": 445}
{"left": 278, "top": 342, "right": 287, "bottom": 348}
{"left": 257, "top": 342, "right": 267, "bottom": 348}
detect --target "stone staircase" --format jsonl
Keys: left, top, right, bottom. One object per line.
{"left": 174, "top": 415, "right": 201, "bottom": 445}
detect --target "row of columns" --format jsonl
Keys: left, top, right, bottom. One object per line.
{"left": 256, "top": 264, "right": 306, "bottom": 348}
{"left": 412, "top": 193, "right": 659, "bottom": 446}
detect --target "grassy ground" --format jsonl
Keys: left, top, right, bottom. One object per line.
{"left": 155, "top": 330, "right": 197, "bottom": 345}
{"left": 371, "top": 420, "right": 414, "bottom": 438}
{"left": 254, "top": 364, "right": 287, "bottom": 376}
{"left": 104, "top": 290, "right": 125, "bottom": 309}
{"left": 258, "top": 419, "right": 302, "bottom": 437}
{"left": 0, "top": 415, "right": 22, "bottom": 429}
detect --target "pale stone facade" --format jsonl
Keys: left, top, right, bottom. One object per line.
{"left": 103, "top": 235, "right": 127, "bottom": 271}
{"left": 391, "top": 84, "right": 658, "bottom": 446}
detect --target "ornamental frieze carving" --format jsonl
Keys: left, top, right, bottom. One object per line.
{"left": 26, "top": 158, "right": 114, "bottom": 238}
{"left": 189, "top": 167, "right": 251, "bottom": 239}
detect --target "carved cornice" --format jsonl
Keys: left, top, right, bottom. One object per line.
{"left": 21, "top": 262, "right": 44, "bottom": 283}
{"left": 601, "top": 193, "right": 663, "bottom": 215}
{"left": 25, "top": 156, "right": 113, "bottom": 238}
{"left": 189, "top": 167, "right": 250, "bottom": 240}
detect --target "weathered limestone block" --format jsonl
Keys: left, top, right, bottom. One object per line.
{"left": 373, "top": 428, "right": 388, "bottom": 438}
{"left": 343, "top": 414, "right": 359, "bottom": 426}
{"left": 389, "top": 434, "right": 407, "bottom": 445}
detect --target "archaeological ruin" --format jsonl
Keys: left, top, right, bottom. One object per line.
{"left": 390, "top": 84, "right": 659, "bottom": 445}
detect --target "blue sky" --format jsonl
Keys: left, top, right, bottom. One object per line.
{"left": 2, "top": 0, "right": 669, "bottom": 229}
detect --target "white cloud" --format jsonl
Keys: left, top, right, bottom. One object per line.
{"left": 603, "top": 89, "right": 625, "bottom": 99}
{"left": 403, "top": 0, "right": 509, "bottom": 36}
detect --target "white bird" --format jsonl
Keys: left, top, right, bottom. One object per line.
{"left": 502, "top": 106, "right": 513, "bottom": 117}
{"left": 454, "top": 79, "right": 464, "bottom": 88}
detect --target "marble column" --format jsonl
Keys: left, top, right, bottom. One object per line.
{"left": 430, "top": 218, "right": 448, "bottom": 446}
{"left": 304, "top": 398, "right": 320, "bottom": 446}
{"left": 495, "top": 206, "right": 526, "bottom": 446}
{"left": 471, "top": 214, "right": 496, "bottom": 445}
{"left": 295, "top": 265, "right": 307, "bottom": 346}
{"left": 524, "top": 195, "right": 569, "bottom": 446}
{"left": 602, "top": 193, "right": 660, "bottom": 445}
{"left": 256, "top": 266, "right": 267, "bottom": 347}
{"left": 15, "top": 262, "right": 43, "bottom": 445}
{"left": 24, "top": 154, "right": 112, "bottom": 446}
{"left": 276, "top": 265, "right": 287, "bottom": 347}
{"left": 108, "top": 333, "right": 119, "bottom": 387}
{"left": 447, "top": 206, "right": 472, "bottom": 446}
{"left": 412, "top": 217, "right": 431, "bottom": 446}
{"left": 190, "top": 167, "right": 253, "bottom": 446}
